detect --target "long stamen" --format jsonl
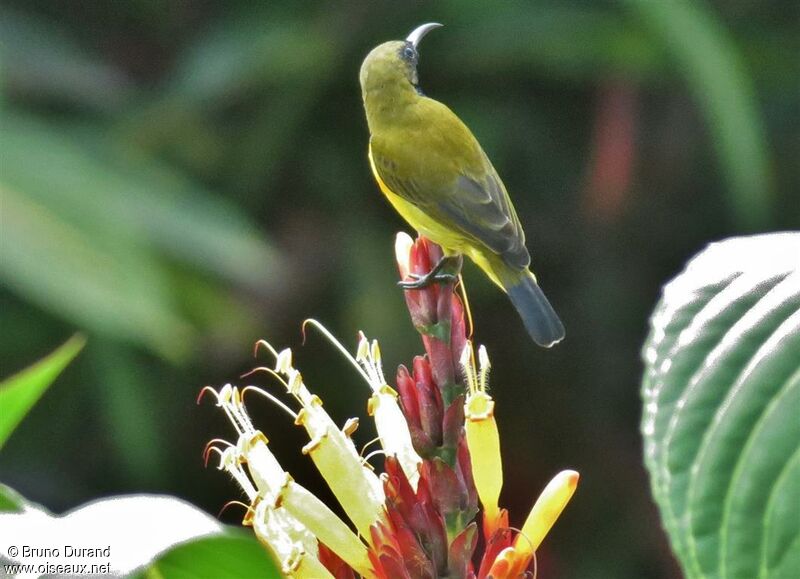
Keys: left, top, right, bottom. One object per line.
{"left": 370, "top": 339, "right": 384, "bottom": 384}
{"left": 244, "top": 366, "right": 305, "bottom": 407}
{"left": 303, "top": 319, "right": 373, "bottom": 386}
{"left": 227, "top": 387, "right": 256, "bottom": 435}
{"left": 356, "top": 333, "right": 385, "bottom": 389}
{"left": 221, "top": 398, "right": 245, "bottom": 436}
{"left": 242, "top": 367, "right": 291, "bottom": 393}
{"left": 241, "top": 386, "right": 299, "bottom": 420}
{"left": 204, "top": 438, "right": 234, "bottom": 452}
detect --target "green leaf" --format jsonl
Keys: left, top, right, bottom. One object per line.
{"left": 139, "top": 533, "right": 280, "bottom": 579}
{"left": 0, "top": 334, "right": 85, "bottom": 449}
{"left": 642, "top": 232, "right": 800, "bottom": 578}
{"left": 0, "top": 484, "right": 27, "bottom": 513}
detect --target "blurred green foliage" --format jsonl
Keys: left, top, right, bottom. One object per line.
{"left": 0, "top": 1, "right": 797, "bottom": 577}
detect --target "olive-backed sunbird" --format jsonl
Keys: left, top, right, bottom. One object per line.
{"left": 360, "top": 23, "right": 565, "bottom": 347}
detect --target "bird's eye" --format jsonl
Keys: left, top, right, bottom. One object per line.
{"left": 402, "top": 45, "right": 417, "bottom": 62}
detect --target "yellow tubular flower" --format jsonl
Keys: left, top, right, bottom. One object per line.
{"left": 239, "top": 425, "right": 373, "bottom": 575}
{"left": 296, "top": 397, "right": 385, "bottom": 539}
{"left": 358, "top": 334, "right": 422, "bottom": 489}
{"left": 267, "top": 346, "right": 385, "bottom": 540}
{"left": 239, "top": 432, "right": 286, "bottom": 492}
{"left": 252, "top": 500, "right": 333, "bottom": 579}
{"left": 462, "top": 343, "right": 503, "bottom": 527}
{"left": 202, "top": 381, "right": 374, "bottom": 575}
{"left": 366, "top": 384, "right": 422, "bottom": 489}
{"left": 486, "top": 546, "right": 520, "bottom": 579}
{"left": 303, "top": 320, "right": 422, "bottom": 490}
{"left": 278, "top": 478, "right": 374, "bottom": 576}
{"left": 514, "top": 469, "right": 580, "bottom": 561}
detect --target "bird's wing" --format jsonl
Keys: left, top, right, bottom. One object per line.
{"left": 371, "top": 117, "right": 530, "bottom": 270}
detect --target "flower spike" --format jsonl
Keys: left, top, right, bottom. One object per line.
{"left": 203, "top": 234, "right": 579, "bottom": 578}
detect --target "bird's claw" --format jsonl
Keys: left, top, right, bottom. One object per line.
{"left": 397, "top": 255, "right": 462, "bottom": 290}
{"left": 398, "top": 272, "right": 458, "bottom": 289}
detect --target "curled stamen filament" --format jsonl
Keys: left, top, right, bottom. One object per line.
{"left": 254, "top": 338, "right": 280, "bottom": 360}
{"left": 203, "top": 439, "right": 234, "bottom": 467}
{"left": 217, "top": 500, "right": 254, "bottom": 520}
{"left": 243, "top": 366, "right": 305, "bottom": 408}
{"left": 360, "top": 435, "right": 383, "bottom": 458}
{"left": 197, "top": 385, "right": 223, "bottom": 406}
{"left": 362, "top": 449, "right": 387, "bottom": 465}
{"left": 241, "top": 386, "right": 298, "bottom": 421}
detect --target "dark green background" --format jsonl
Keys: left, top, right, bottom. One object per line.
{"left": 1, "top": 1, "right": 797, "bottom": 577}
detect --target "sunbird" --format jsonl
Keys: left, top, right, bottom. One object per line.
{"left": 360, "top": 23, "right": 565, "bottom": 347}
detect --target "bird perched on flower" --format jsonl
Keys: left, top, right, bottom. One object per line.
{"left": 360, "top": 23, "right": 565, "bottom": 347}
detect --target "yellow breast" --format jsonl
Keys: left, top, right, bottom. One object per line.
{"left": 367, "top": 145, "right": 467, "bottom": 257}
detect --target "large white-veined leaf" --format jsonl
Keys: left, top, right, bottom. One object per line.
{"left": 642, "top": 232, "right": 799, "bottom": 578}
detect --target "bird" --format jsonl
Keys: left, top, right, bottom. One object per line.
{"left": 359, "top": 23, "right": 565, "bottom": 347}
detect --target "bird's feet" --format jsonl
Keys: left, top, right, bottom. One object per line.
{"left": 398, "top": 272, "right": 458, "bottom": 289}
{"left": 398, "top": 255, "right": 463, "bottom": 289}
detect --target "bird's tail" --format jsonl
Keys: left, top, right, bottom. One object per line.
{"left": 504, "top": 269, "right": 565, "bottom": 347}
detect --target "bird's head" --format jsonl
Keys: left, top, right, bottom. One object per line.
{"left": 359, "top": 23, "right": 442, "bottom": 100}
